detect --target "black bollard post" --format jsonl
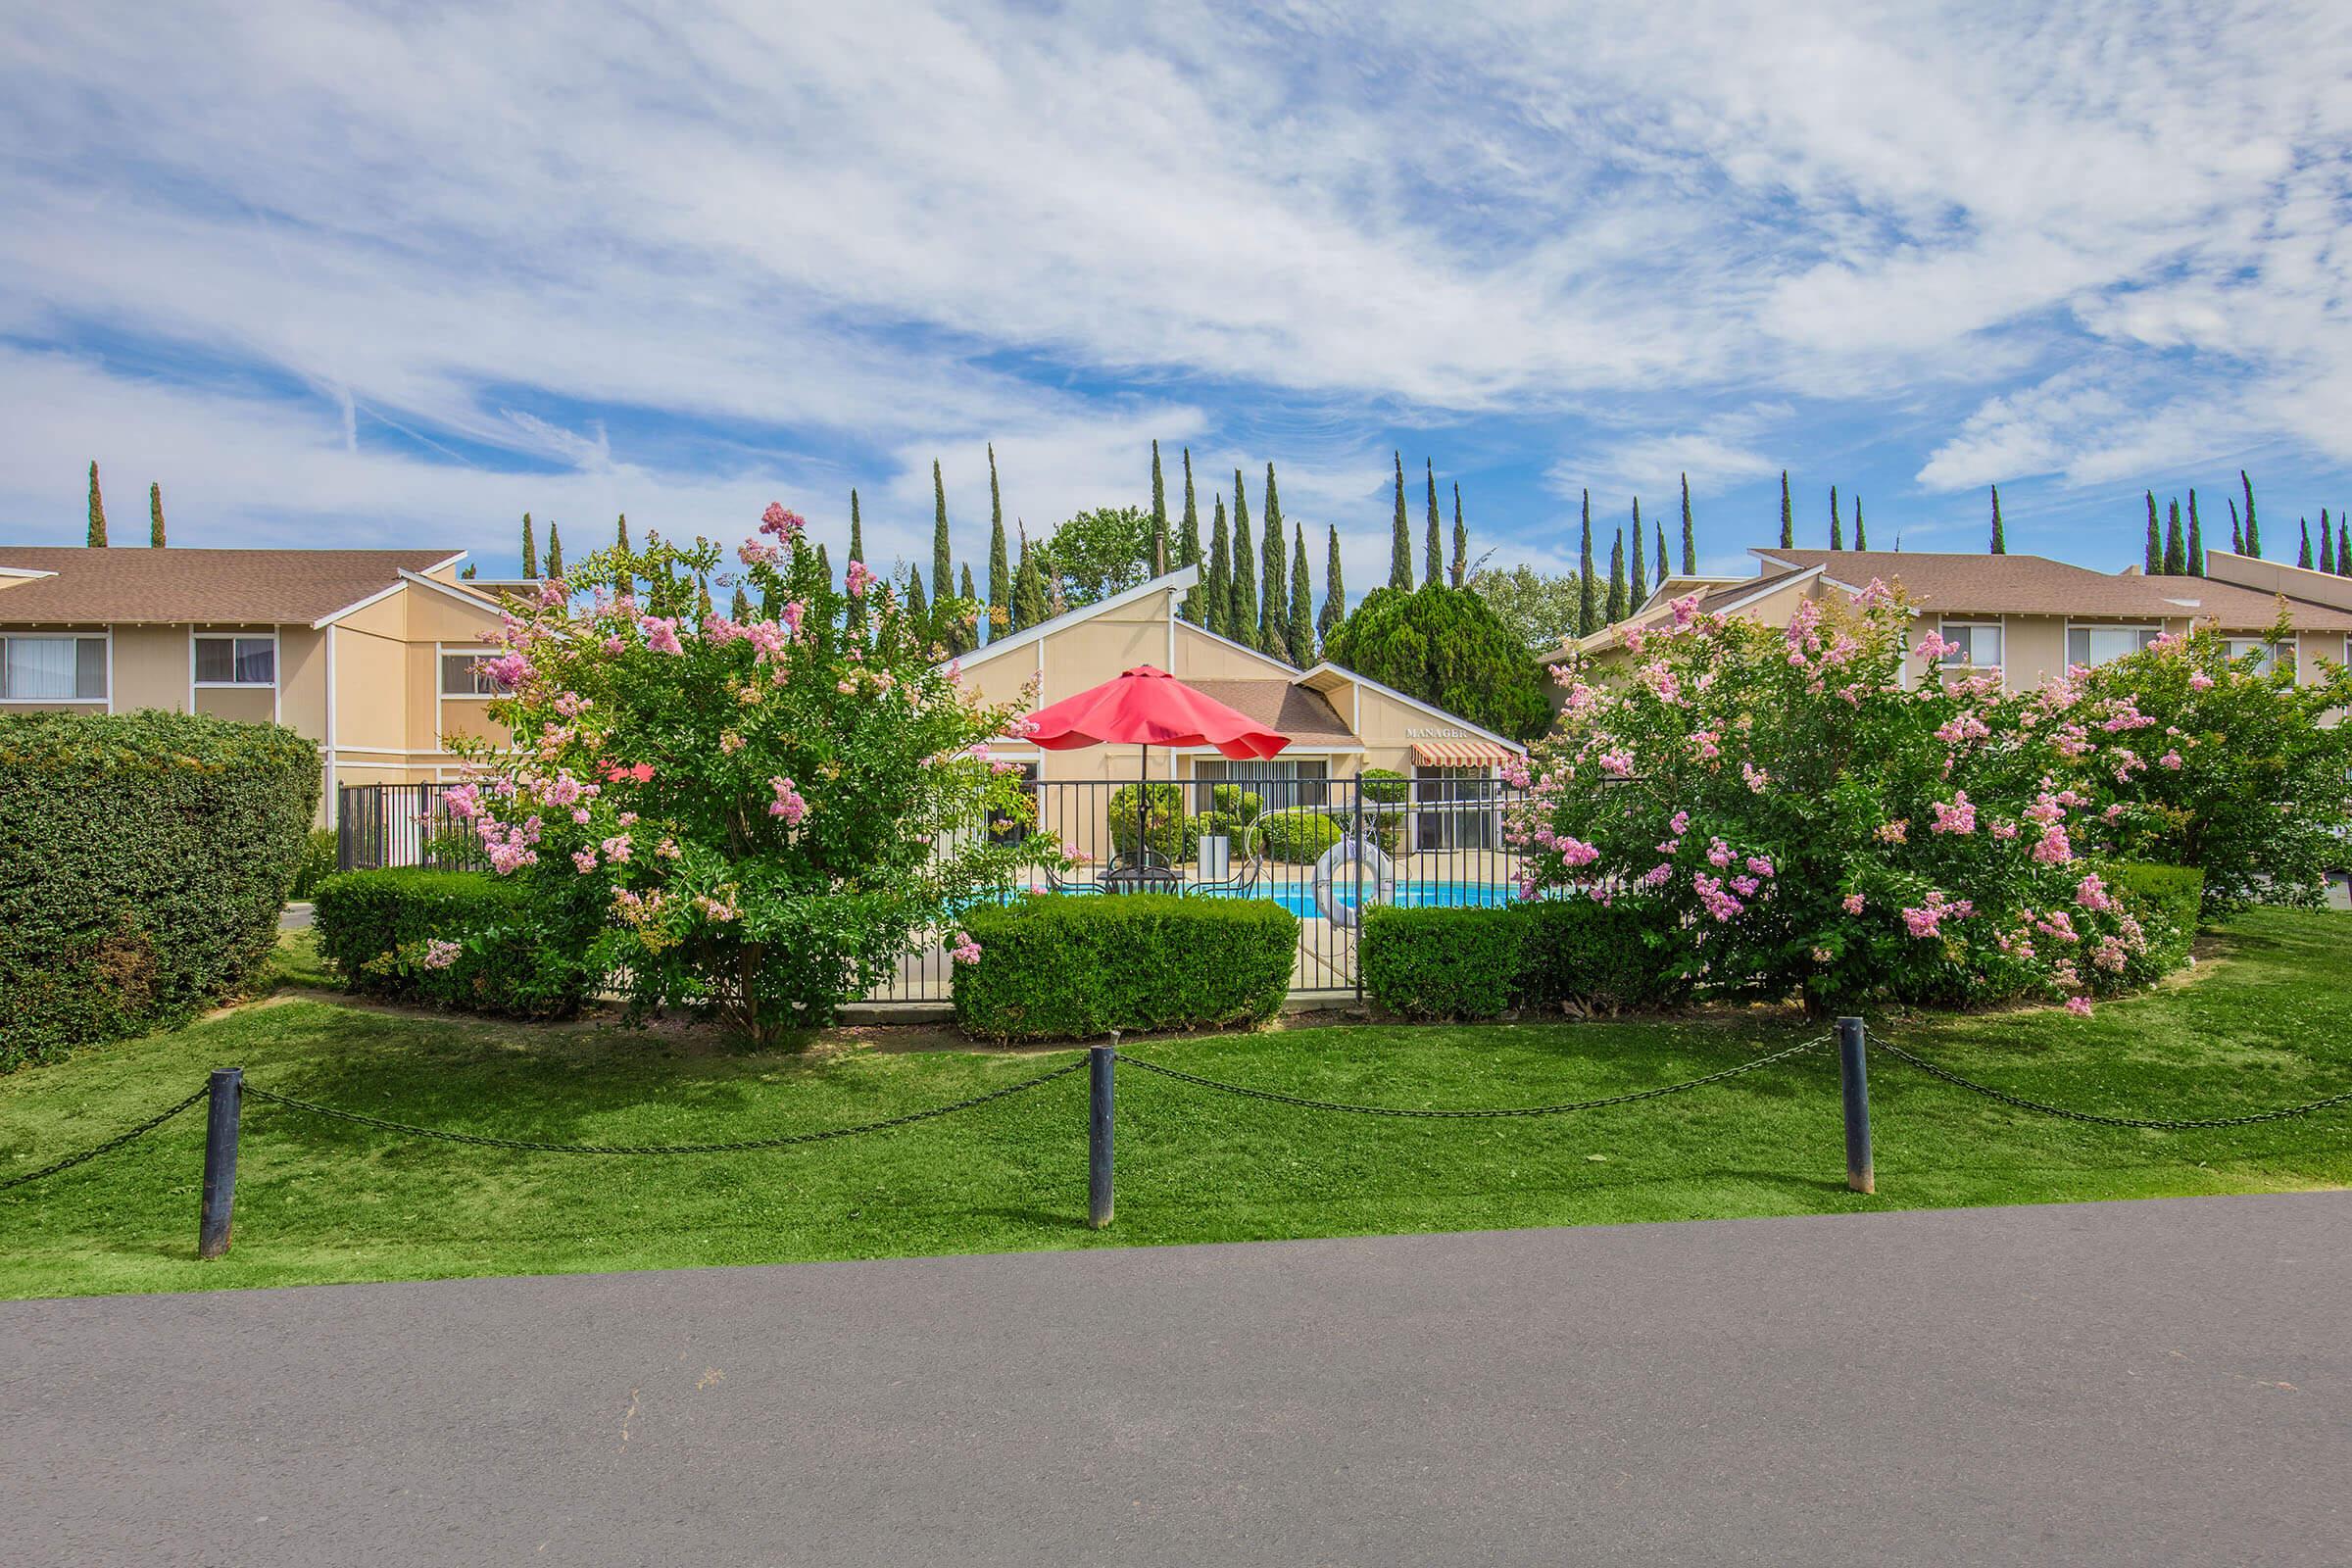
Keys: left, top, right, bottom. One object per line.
{"left": 1837, "top": 1017, "right": 1873, "bottom": 1195}
{"left": 1088, "top": 1037, "right": 1116, "bottom": 1229}
{"left": 198, "top": 1067, "right": 243, "bottom": 1258}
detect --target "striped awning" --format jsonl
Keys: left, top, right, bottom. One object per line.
{"left": 1411, "top": 739, "right": 1516, "bottom": 767}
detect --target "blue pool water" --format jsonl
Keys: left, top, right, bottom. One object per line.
{"left": 1230, "top": 881, "right": 1523, "bottom": 917}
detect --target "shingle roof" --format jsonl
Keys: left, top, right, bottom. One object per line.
{"left": 0, "top": 547, "right": 474, "bottom": 625}
{"left": 1182, "top": 679, "right": 1358, "bottom": 747}
{"left": 1754, "top": 549, "right": 2352, "bottom": 631}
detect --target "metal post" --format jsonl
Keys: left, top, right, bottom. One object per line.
{"left": 1088, "top": 1038, "right": 1116, "bottom": 1229}
{"left": 1837, "top": 1017, "right": 1873, "bottom": 1195}
{"left": 1351, "top": 786, "right": 1366, "bottom": 1004}
{"left": 198, "top": 1067, "right": 243, "bottom": 1258}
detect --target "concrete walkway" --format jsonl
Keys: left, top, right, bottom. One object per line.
{"left": 6, "top": 1193, "right": 2346, "bottom": 1566}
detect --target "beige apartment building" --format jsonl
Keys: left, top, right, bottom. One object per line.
{"left": 1544, "top": 546, "right": 2352, "bottom": 699}
{"left": 0, "top": 546, "right": 509, "bottom": 816}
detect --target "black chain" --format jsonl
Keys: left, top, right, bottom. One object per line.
{"left": 0, "top": 1083, "right": 213, "bottom": 1193}
{"left": 1867, "top": 1032, "right": 2352, "bottom": 1129}
{"left": 1111, "top": 1035, "right": 1828, "bottom": 1118}
{"left": 238, "top": 1057, "right": 1086, "bottom": 1154}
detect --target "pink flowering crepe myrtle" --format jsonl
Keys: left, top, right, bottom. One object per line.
{"left": 1514, "top": 579, "right": 2177, "bottom": 1014}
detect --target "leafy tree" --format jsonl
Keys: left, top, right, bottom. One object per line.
{"left": 85, "top": 461, "right": 106, "bottom": 547}
{"left": 1828, "top": 484, "right": 1842, "bottom": 551}
{"left": 1322, "top": 583, "right": 1550, "bottom": 742}
{"left": 1179, "top": 448, "right": 1203, "bottom": 620}
{"left": 1606, "top": 528, "right": 1628, "bottom": 623}
{"left": 2241, "top": 470, "right": 2261, "bottom": 558}
{"left": 1287, "top": 522, "right": 1314, "bottom": 665}
{"left": 1577, "top": 489, "right": 1598, "bottom": 636}
{"left": 1424, "top": 459, "right": 1443, "bottom": 586}
{"left": 1630, "top": 499, "right": 1646, "bottom": 598}
{"left": 931, "top": 461, "right": 952, "bottom": 625}
{"left": 1389, "top": 452, "right": 1413, "bottom": 590}
{"left": 1319, "top": 523, "right": 1346, "bottom": 641}
{"left": 1988, "top": 485, "right": 2005, "bottom": 554}
{"left": 1230, "top": 469, "right": 1258, "bottom": 650}
{"left": 1450, "top": 482, "right": 1468, "bottom": 587}
{"left": 1206, "top": 495, "right": 1233, "bottom": 641}
{"left": 1150, "top": 440, "right": 1169, "bottom": 576}
{"left": 547, "top": 521, "right": 565, "bottom": 578}
{"left": 521, "top": 513, "right": 538, "bottom": 577}
{"left": 2145, "top": 492, "right": 2163, "bottom": 573}
{"left": 1467, "top": 564, "right": 1583, "bottom": 650}
{"left": 1680, "top": 473, "right": 1697, "bottom": 573}
{"left": 1041, "top": 505, "right": 1153, "bottom": 606}
{"left": 1260, "top": 464, "right": 1289, "bottom": 659}
{"left": 2163, "top": 499, "right": 2185, "bottom": 575}
{"left": 1778, "top": 470, "right": 1793, "bottom": 549}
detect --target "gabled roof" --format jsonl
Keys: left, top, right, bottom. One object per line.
{"left": 1181, "top": 679, "right": 1357, "bottom": 748}
{"left": 1543, "top": 565, "right": 1824, "bottom": 662}
{"left": 0, "top": 546, "right": 469, "bottom": 626}
{"left": 1751, "top": 548, "right": 2352, "bottom": 631}
{"left": 949, "top": 564, "right": 1200, "bottom": 670}
{"left": 1292, "top": 661, "right": 1528, "bottom": 754}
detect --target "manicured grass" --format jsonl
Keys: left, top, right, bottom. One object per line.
{"left": 5, "top": 911, "right": 2350, "bottom": 1300}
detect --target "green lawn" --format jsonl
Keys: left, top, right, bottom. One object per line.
{"left": 5, "top": 910, "right": 2350, "bottom": 1300}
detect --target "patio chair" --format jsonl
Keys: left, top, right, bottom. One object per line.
{"left": 1185, "top": 847, "right": 1269, "bottom": 899}
{"left": 1099, "top": 847, "right": 1181, "bottom": 895}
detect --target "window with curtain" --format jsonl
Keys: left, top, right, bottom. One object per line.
{"left": 1193, "top": 758, "right": 1329, "bottom": 811}
{"left": 1937, "top": 621, "right": 2003, "bottom": 668}
{"left": 2223, "top": 638, "right": 2289, "bottom": 676}
{"left": 2064, "top": 625, "right": 2160, "bottom": 668}
{"left": 439, "top": 652, "right": 510, "bottom": 695}
{"left": 2, "top": 635, "right": 106, "bottom": 701}
{"left": 194, "top": 635, "right": 275, "bottom": 685}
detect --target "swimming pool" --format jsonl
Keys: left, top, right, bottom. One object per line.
{"left": 1224, "top": 880, "right": 1524, "bottom": 918}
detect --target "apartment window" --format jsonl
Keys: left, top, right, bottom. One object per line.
{"left": 2065, "top": 625, "right": 2160, "bottom": 668}
{"left": 439, "top": 651, "right": 509, "bottom": 696}
{"left": 2, "top": 635, "right": 106, "bottom": 701}
{"left": 1939, "top": 620, "right": 2003, "bottom": 669}
{"left": 2224, "top": 638, "right": 2289, "bottom": 676}
{"left": 1195, "top": 758, "right": 1330, "bottom": 811}
{"left": 194, "top": 634, "right": 275, "bottom": 686}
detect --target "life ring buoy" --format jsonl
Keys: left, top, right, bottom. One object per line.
{"left": 1313, "top": 836, "right": 1396, "bottom": 928}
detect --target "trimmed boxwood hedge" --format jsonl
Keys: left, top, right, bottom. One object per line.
{"left": 312, "top": 868, "right": 598, "bottom": 1018}
{"left": 1360, "top": 898, "right": 1687, "bottom": 1021}
{"left": 952, "top": 894, "right": 1298, "bottom": 1041}
{"left": 1259, "top": 808, "right": 1344, "bottom": 863}
{"left": 0, "top": 710, "right": 320, "bottom": 1070}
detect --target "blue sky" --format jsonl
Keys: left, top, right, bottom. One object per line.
{"left": 4, "top": 2, "right": 2350, "bottom": 596}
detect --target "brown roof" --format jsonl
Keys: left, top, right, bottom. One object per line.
{"left": 1183, "top": 679, "right": 1358, "bottom": 748}
{"left": 0, "top": 546, "right": 474, "bottom": 625}
{"left": 1755, "top": 549, "right": 2352, "bottom": 632}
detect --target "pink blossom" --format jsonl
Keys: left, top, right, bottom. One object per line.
{"left": 767, "top": 775, "right": 809, "bottom": 825}
{"left": 1930, "top": 792, "right": 1977, "bottom": 835}
{"left": 1875, "top": 819, "right": 1908, "bottom": 844}
{"left": 483, "top": 652, "right": 531, "bottom": 690}
{"left": 1740, "top": 761, "right": 1770, "bottom": 794}
{"left": 2064, "top": 996, "right": 2093, "bottom": 1017}
{"left": 760, "top": 503, "right": 806, "bottom": 538}
{"left": 1913, "top": 630, "right": 1959, "bottom": 662}
{"left": 570, "top": 849, "right": 598, "bottom": 873}
{"left": 2159, "top": 750, "right": 2183, "bottom": 769}
{"left": 1597, "top": 749, "right": 1635, "bottom": 778}
{"left": 602, "top": 635, "right": 627, "bottom": 656}
{"left": 2075, "top": 874, "right": 2113, "bottom": 912}
{"left": 1707, "top": 837, "right": 1733, "bottom": 868}
{"left": 845, "top": 559, "right": 877, "bottom": 598}
{"left": 2187, "top": 670, "right": 2214, "bottom": 691}
{"left": 949, "top": 930, "right": 984, "bottom": 966}
{"left": 1692, "top": 729, "right": 1721, "bottom": 760}
{"left": 1670, "top": 809, "right": 1691, "bottom": 836}
{"left": 420, "top": 939, "right": 462, "bottom": 970}
{"left": 1990, "top": 820, "right": 2019, "bottom": 840}
{"left": 1842, "top": 893, "right": 1866, "bottom": 915}
{"left": 642, "top": 616, "right": 685, "bottom": 656}
{"left": 2032, "top": 824, "right": 2073, "bottom": 864}
{"left": 1669, "top": 593, "right": 1703, "bottom": 628}
{"left": 1692, "top": 871, "right": 1744, "bottom": 922}
{"left": 1745, "top": 856, "right": 1775, "bottom": 878}
{"left": 1555, "top": 836, "right": 1600, "bottom": 869}
{"left": 601, "top": 834, "right": 633, "bottom": 863}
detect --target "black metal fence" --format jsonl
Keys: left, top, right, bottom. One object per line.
{"left": 332, "top": 774, "right": 1540, "bottom": 998}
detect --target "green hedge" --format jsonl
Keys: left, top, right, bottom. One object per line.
{"left": 2112, "top": 861, "right": 2205, "bottom": 978}
{"left": 1260, "top": 808, "right": 1344, "bottom": 863}
{"left": 0, "top": 710, "right": 321, "bottom": 1071}
{"left": 1360, "top": 898, "right": 1685, "bottom": 1021}
{"left": 312, "top": 868, "right": 596, "bottom": 1018}
{"left": 1106, "top": 782, "right": 1195, "bottom": 862}
{"left": 953, "top": 894, "right": 1298, "bottom": 1041}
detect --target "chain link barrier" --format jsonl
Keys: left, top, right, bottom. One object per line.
{"left": 241, "top": 1057, "right": 1086, "bottom": 1154}
{"left": 1867, "top": 1030, "right": 2352, "bottom": 1130}
{"left": 1111, "top": 1034, "right": 1830, "bottom": 1118}
{"left": 0, "top": 1083, "right": 213, "bottom": 1193}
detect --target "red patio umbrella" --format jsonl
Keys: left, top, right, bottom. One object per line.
{"left": 1021, "top": 664, "right": 1290, "bottom": 872}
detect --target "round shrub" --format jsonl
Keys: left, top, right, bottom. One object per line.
{"left": 1107, "top": 782, "right": 1196, "bottom": 861}
{"left": 0, "top": 710, "right": 320, "bottom": 1070}
{"left": 1259, "top": 808, "right": 1344, "bottom": 863}
{"left": 1359, "top": 767, "right": 1409, "bottom": 805}
{"left": 1207, "top": 783, "right": 1263, "bottom": 822}
{"left": 1193, "top": 810, "right": 1259, "bottom": 858}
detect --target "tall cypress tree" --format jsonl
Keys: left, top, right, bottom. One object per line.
{"left": 147, "top": 482, "right": 165, "bottom": 547}
{"left": 1013, "top": 528, "right": 1048, "bottom": 630}
{"left": 1654, "top": 518, "right": 1669, "bottom": 587}
{"left": 1989, "top": 485, "right": 2006, "bottom": 554}
{"left": 1778, "top": 470, "right": 1793, "bottom": 549}
{"left": 1389, "top": 452, "right": 1413, "bottom": 589}
{"left": 546, "top": 521, "right": 564, "bottom": 578}
{"left": 1605, "top": 529, "right": 1628, "bottom": 624}
{"left": 2299, "top": 519, "right": 2314, "bottom": 569}
{"left": 521, "top": 512, "right": 537, "bottom": 577}
{"left": 1206, "top": 496, "right": 1233, "bottom": 640}
{"left": 1288, "top": 522, "right": 1314, "bottom": 664}
{"left": 1852, "top": 497, "right": 1868, "bottom": 551}
{"left": 85, "top": 461, "right": 106, "bottom": 547}
{"left": 1424, "top": 460, "right": 1442, "bottom": 585}
{"left": 845, "top": 489, "right": 868, "bottom": 639}
{"left": 1150, "top": 440, "right": 1170, "bottom": 575}
{"left": 2163, "top": 499, "right": 2185, "bottom": 575}
{"left": 2230, "top": 497, "right": 2244, "bottom": 555}
{"left": 2186, "top": 490, "right": 2204, "bottom": 576}
{"left": 617, "top": 513, "right": 631, "bottom": 555}
{"left": 1829, "top": 485, "right": 1843, "bottom": 551}
{"left": 1629, "top": 498, "right": 1646, "bottom": 599}
{"left": 986, "top": 448, "right": 1009, "bottom": 640}
{"left": 904, "top": 566, "right": 927, "bottom": 630}
{"left": 1679, "top": 472, "right": 1696, "bottom": 573}
{"left": 931, "top": 461, "right": 952, "bottom": 614}
{"left": 1179, "top": 447, "right": 1203, "bottom": 618}
{"left": 1577, "top": 489, "right": 1598, "bottom": 637}
{"left": 1260, "top": 464, "right": 1288, "bottom": 659}
{"left": 732, "top": 583, "right": 752, "bottom": 621}
{"left": 957, "top": 564, "right": 978, "bottom": 654}
{"left": 1319, "top": 523, "right": 1346, "bottom": 640}
{"left": 1449, "top": 482, "right": 1468, "bottom": 588}
{"left": 2145, "top": 492, "right": 2163, "bottom": 572}
{"left": 2321, "top": 511, "right": 2334, "bottom": 577}
{"left": 2241, "top": 469, "right": 2261, "bottom": 557}
{"left": 1230, "top": 469, "right": 1258, "bottom": 650}
{"left": 2338, "top": 515, "right": 2350, "bottom": 576}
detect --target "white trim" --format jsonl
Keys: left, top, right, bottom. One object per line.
{"left": 1935, "top": 615, "right": 2007, "bottom": 677}
{"left": 1547, "top": 566, "right": 1828, "bottom": 662}
{"left": 433, "top": 641, "right": 504, "bottom": 697}
{"left": 0, "top": 627, "right": 111, "bottom": 705}
{"left": 189, "top": 628, "right": 282, "bottom": 699}
{"left": 324, "top": 624, "right": 338, "bottom": 808}
{"left": 396, "top": 567, "right": 503, "bottom": 612}
{"left": 305, "top": 559, "right": 485, "bottom": 629}
{"left": 1288, "top": 661, "right": 1527, "bottom": 754}
{"left": 945, "top": 564, "right": 1200, "bottom": 672}
{"left": 308, "top": 579, "right": 406, "bottom": 629}
{"left": 0, "top": 566, "right": 59, "bottom": 580}
{"left": 1165, "top": 743, "right": 1367, "bottom": 756}
{"left": 2063, "top": 619, "right": 2164, "bottom": 671}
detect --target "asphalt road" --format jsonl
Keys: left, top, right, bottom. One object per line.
{"left": 6, "top": 1193, "right": 2346, "bottom": 1566}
